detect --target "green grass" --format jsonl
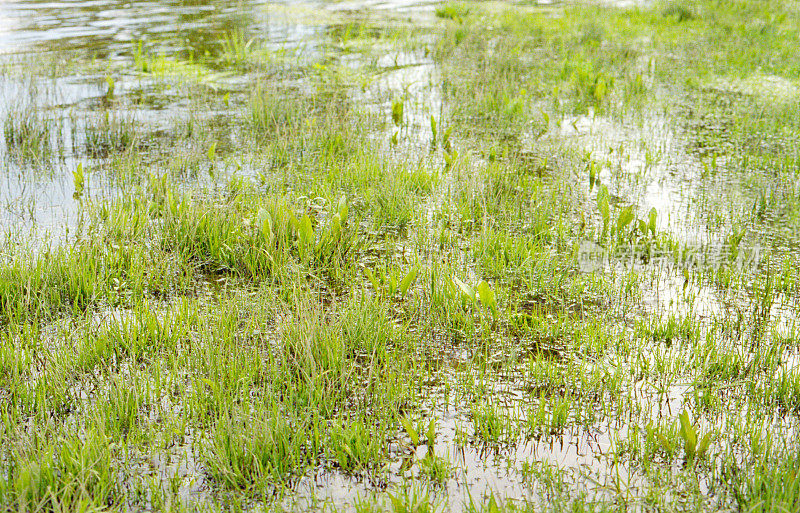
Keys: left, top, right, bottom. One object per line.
{"left": 3, "top": 106, "right": 54, "bottom": 165}
{"left": 2, "top": 0, "right": 800, "bottom": 511}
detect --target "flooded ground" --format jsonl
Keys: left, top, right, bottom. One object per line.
{"left": 1, "top": 0, "right": 800, "bottom": 511}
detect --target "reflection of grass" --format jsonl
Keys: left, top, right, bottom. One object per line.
{"left": 133, "top": 41, "right": 212, "bottom": 82}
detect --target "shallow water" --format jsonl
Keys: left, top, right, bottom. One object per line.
{"left": 0, "top": 0, "right": 441, "bottom": 240}
{"left": 0, "top": 0, "right": 268, "bottom": 56}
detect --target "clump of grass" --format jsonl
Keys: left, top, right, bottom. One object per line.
{"left": 249, "top": 86, "right": 312, "bottom": 137}
{"left": 728, "top": 448, "right": 800, "bottom": 509}
{"left": 3, "top": 428, "right": 120, "bottom": 511}
{"left": 329, "top": 419, "right": 389, "bottom": 472}
{"left": 218, "top": 30, "right": 261, "bottom": 69}
{"left": 186, "top": 290, "right": 416, "bottom": 491}
{"left": 132, "top": 41, "right": 209, "bottom": 81}
{"left": 157, "top": 184, "right": 362, "bottom": 285}
{"left": 471, "top": 401, "right": 520, "bottom": 444}
{"left": 249, "top": 85, "right": 358, "bottom": 157}
{"left": 435, "top": 3, "right": 470, "bottom": 22}
{"left": 418, "top": 451, "right": 453, "bottom": 484}
{"left": 0, "top": 234, "right": 191, "bottom": 325}
{"left": 203, "top": 410, "right": 311, "bottom": 490}
{"left": 3, "top": 106, "right": 53, "bottom": 164}
{"left": 83, "top": 112, "right": 137, "bottom": 158}
{"left": 662, "top": 2, "right": 696, "bottom": 22}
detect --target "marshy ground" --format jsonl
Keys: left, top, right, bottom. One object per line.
{"left": 1, "top": 0, "right": 799, "bottom": 511}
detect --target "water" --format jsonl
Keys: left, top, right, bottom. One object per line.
{"left": 0, "top": 0, "right": 440, "bottom": 240}
{"left": 0, "top": 0, "right": 266, "bottom": 56}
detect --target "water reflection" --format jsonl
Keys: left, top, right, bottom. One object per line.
{"left": 0, "top": 0, "right": 267, "bottom": 58}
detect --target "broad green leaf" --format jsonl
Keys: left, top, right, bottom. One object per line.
{"left": 656, "top": 432, "right": 672, "bottom": 453}
{"left": 648, "top": 207, "right": 658, "bottom": 236}
{"left": 452, "top": 276, "right": 474, "bottom": 300}
{"left": 387, "top": 275, "right": 398, "bottom": 296}
{"left": 288, "top": 212, "right": 299, "bottom": 231}
{"left": 488, "top": 495, "right": 501, "bottom": 513}
{"left": 256, "top": 207, "right": 273, "bottom": 244}
{"left": 617, "top": 205, "right": 635, "bottom": 231}
{"left": 426, "top": 419, "right": 436, "bottom": 447}
{"left": 389, "top": 495, "right": 403, "bottom": 513}
{"left": 477, "top": 280, "right": 496, "bottom": 308}
{"left": 392, "top": 98, "right": 404, "bottom": 126}
{"left": 73, "top": 163, "right": 84, "bottom": 195}
{"left": 399, "top": 266, "right": 419, "bottom": 298}
{"left": 697, "top": 432, "right": 712, "bottom": 458}
{"left": 442, "top": 126, "right": 453, "bottom": 151}
{"left": 337, "top": 196, "right": 348, "bottom": 223}
{"left": 679, "top": 410, "right": 697, "bottom": 455}
{"left": 597, "top": 186, "right": 610, "bottom": 223}
{"left": 400, "top": 416, "right": 419, "bottom": 446}
{"left": 330, "top": 213, "right": 342, "bottom": 236}
{"left": 364, "top": 268, "right": 380, "bottom": 293}
{"left": 167, "top": 190, "right": 178, "bottom": 217}
{"left": 299, "top": 214, "right": 314, "bottom": 245}
{"left": 477, "top": 280, "right": 499, "bottom": 320}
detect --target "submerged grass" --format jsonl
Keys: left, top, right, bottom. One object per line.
{"left": 2, "top": 0, "right": 800, "bottom": 511}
